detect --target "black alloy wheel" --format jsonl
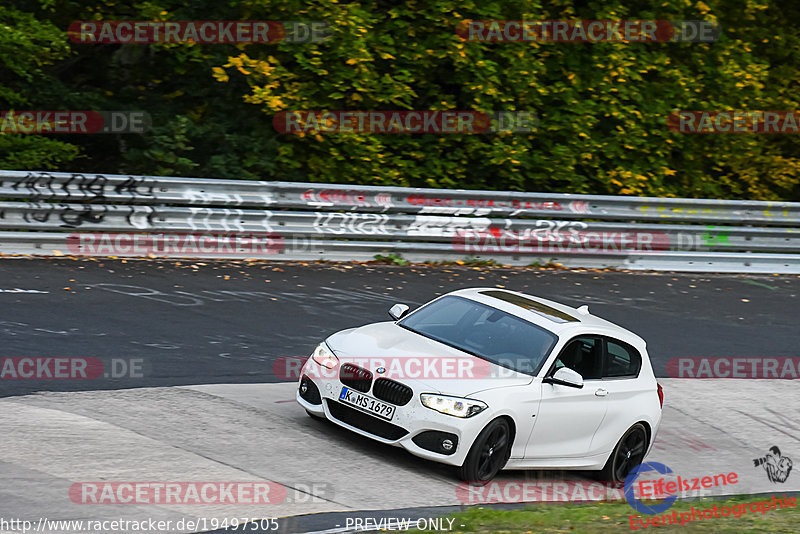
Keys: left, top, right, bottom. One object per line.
{"left": 458, "top": 418, "right": 512, "bottom": 482}
{"left": 600, "top": 423, "right": 648, "bottom": 484}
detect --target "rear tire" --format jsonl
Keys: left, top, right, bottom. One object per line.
{"left": 457, "top": 418, "right": 512, "bottom": 483}
{"left": 599, "top": 423, "right": 648, "bottom": 484}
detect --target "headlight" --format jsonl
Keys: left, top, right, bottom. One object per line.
{"left": 420, "top": 394, "right": 487, "bottom": 418}
{"left": 311, "top": 343, "right": 338, "bottom": 369}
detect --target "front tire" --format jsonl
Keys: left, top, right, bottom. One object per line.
{"left": 457, "top": 418, "right": 512, "bottom": 483}
{"left": 599, "top": 423, "right": 648, "bottom": 484}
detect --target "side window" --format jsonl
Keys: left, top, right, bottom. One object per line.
{"left": 550, "top": 336, "right": 603, "bottom": 380}
{"left": 605, "top": 340, "right": 642, "bottom": 378}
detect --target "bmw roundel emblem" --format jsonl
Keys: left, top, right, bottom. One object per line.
{"left": 376, "top": 367, "right": 386, "bottom": 374}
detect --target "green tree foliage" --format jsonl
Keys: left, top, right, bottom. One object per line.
{"left": 0, "top": 6, "right": 78, "bottom": 168}
{"left": 3, "top": 0, "right": 800, "bottom": 200}
{"left": 2, "top": 0, "right": 280, "bottom": 178}
{"left": 221, "top": 0, "right": 800, "bottom": 200}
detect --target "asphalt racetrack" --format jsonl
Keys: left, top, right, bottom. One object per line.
{"left": 0, "top": 258, "right": 798, "bottom": 397}
{"left": 1, "top": 259, "right": 799, "bottom": 533}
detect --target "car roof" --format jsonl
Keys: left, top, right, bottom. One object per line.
{"left": 447, "top": 287, "right": 645, "bottom": 345}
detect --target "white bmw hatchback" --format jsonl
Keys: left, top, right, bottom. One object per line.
{"left": 297, "top": 288, "right": 663, "bottom": 482}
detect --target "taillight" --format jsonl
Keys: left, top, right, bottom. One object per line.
{"left": 657, "top": 383, "right": 664, "bottom": 408}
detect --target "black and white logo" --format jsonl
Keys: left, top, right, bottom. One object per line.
{"left": 753, "top": 446, "right": 793, "bottom": 483}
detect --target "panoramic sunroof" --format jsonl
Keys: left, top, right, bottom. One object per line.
{"left": 479, "top": 290, "right": 580, "bottom": 323}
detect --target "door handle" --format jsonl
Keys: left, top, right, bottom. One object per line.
{"left": 595, "top": 388, "right": 608, "bottom": 397}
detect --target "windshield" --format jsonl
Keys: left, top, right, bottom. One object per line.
{"left": 399, "top": 295, "right": 558, "bottom": 376}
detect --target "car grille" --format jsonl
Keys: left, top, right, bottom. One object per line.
{"left": 325, "top": 400, "right": 408, "bottom": 441}
{"left": 339, "top": 363, "right": 372, "bottom": 393}
{"left": 373, "top": 378, "right": 413, "bottom": 406}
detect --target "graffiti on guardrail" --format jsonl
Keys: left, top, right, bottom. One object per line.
{"left": 186, "top": 207, "right": 253, "bottom": 232}
{"left": 301, "top": 189, "right": 393, "bottom": 211}
{"left": 113, "top": 176, "right": 154, "bottom": 197}
{"left": 7, "top": 203, "right": 159, "bottom": 229}
{"left": 19, "top": 202, "right": 108, "bottom": 228}
{"left": 408, "top": 216, "right": 491, "bottom": 237}
{"left": 636, "top": 203, "right": 795, "bottom": 223}
{"left": 57, "top": 205, "right": 108, "bottom": 228}
{"left": 8, "top": 172, "right": 59, "bottom": 197}
{"left": 125, "top": 206, "right": 157, "bottom": 229}
{"left": 183, "top": 189, "right": 275, "bottom": 207}
{"left": 1, "top": 170, "right": 799, "bottom": 271}
{"left": 406, "top": 196, "right": 590, "bottom": 216}
{"left": 293, "top": 189, "right": 592, "bottom": 216}
{"left": 312, "top": 212, "right": 390, "bottom": 235}
{"left": 2, "top": 172, "right": 155, "bottom": 201}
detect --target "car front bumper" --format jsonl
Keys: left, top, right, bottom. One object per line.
{"left": 295, "top": 358, "right": 490, "bottom": 467}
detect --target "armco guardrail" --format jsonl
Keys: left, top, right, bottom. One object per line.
{"left": 1, "top": 170, "right": 799, "bottom": 273}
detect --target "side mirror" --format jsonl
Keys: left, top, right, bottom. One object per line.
{"left": 543, "top": 367, "right": 584, "bottom": 389}
{"left": 388, "top": 303, "right": 410, "bottom": 321}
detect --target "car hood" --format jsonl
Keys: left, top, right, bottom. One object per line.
{"left": 326, "top": 321, "right": 533, "bottom": 396}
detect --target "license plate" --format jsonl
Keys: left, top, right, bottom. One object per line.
{"left": 339, "top": 386, "right": 396, "bottom": 421}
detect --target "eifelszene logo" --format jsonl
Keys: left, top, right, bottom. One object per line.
{"left": 754, "top": 446, "right": 793, "bottom": 483}
{"left": 624, "top": 462, "right": 739, "bottom": 515}
{"left": 625, "top": 462, "right": 678, "bottom": 515}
